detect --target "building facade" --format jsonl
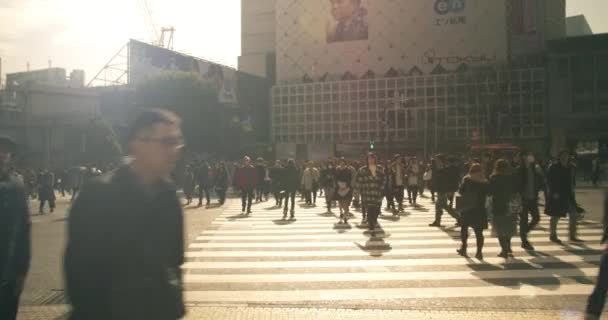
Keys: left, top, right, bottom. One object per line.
{"left": 253, "top": 0, "right": 566, "bottom": 159}
{"left": 238, "top": 0, "right": 277, "bottom": 81}
{"left": 547, "top": 34, "right": 608, "bottom": 158}
{"left": 272, "top": 67, "right": 547, "bottom": 158}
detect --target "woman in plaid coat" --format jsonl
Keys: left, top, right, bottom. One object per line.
{"left": 356, "top": 152, "right": 386, "bottom": 233}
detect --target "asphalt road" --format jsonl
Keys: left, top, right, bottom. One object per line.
{"left": 17, "top": 188, "right": 608, "bottom": 319}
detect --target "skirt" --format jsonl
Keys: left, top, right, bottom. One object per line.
{"left": 492, "top": 213, "right": 516, "bottom": 238}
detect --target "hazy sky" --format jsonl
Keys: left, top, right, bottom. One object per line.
{"left": 0, "top": 0, "right": 606, "bottom": 84}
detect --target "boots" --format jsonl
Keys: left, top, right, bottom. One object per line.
{"left": 475, "top": 249, "right": 483, "bottom": 261}
{"left": 457, "top": 246, "right": 467, "bottom": 257}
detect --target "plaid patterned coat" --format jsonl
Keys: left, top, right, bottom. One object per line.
{"left": 356, "top": 165, "right": 386, "bottom": 207}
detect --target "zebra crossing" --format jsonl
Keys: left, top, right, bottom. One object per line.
{"left": 182, "top": 195, "right": 605, "bottom": 308}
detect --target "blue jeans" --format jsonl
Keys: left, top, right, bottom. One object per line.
{"left": 586, "top": 252, "right": 608, "bottom": 318}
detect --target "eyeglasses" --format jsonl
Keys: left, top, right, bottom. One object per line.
{"left": 138, "top": 136, "right": 185, "bottom": 149}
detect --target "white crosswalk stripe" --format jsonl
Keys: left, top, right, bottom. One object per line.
{"left": 182, "top": 196, "right": 604, "bottom": 306}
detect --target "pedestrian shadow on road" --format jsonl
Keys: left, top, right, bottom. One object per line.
{"left": 355, "top": 233, "right": 393, "bottom": 257}
{"left": 438, "top": 225, "right": 461, "bottom": 241}
{"left": 411, "top": 207, "right": 430, "bottom": 212}
{"left": 316, "top": 211, "right": 336, "bottom": 217}
{"left": 379, "top": 215, "right": 400, "bottom": 222}
{"left": 206, "top": 203, "right": 222, "bottom": 209}
{"left": 333, "top": 221, "right": 352, "bottom": 234}
{"left": 272, "top": 218, "right": 296, "bottom": 225}
{"left": 264, "top": 205, "right": 282, "bottom": 210}
{"left": 468, "top": 251, "right": 596, "bottom": 289}
{"left": 225, "top": 214, "right": 251, "bottom": 221}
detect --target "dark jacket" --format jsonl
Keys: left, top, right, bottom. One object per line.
{"left": 488, "top": 173, "right": 517, "bottom": 237}
{"left": 64, "top": 166, "right": 185, "bottom": 320}
{"left": 516, "top": 165, "right": 545, "bottom": 200}
{"left": 233, "top": 165, "right": 257, "bottom": 189}
{"left": 214, "top": 167, "right": 229, "bottom": 190}
{"left": 0, "top": 172, "right": 31, "bottom": 286}
{"left": 255, "top": 163, "right": 267, "bottom": 184}
{"left": 270, "top": 166, "right": 284, "bottom": 188}
{"left": 545, "top": 163, "right": 575, "bottom": 218}
{"left": 335, "top": 166, "right": 352, "bottom": 186}
{"left": 281, "top": 165, "right": 300, "bottom": 193}
{"left": 196, "top": 164, "right": 211, "bottom": 188}
{"left": 488, "top": 174, "right": 516, "bottom": 216}
{"left": 319, "top": 167, "right": 337, "bottom": 189}
{"left": 433, "top": 167, "right": 453, "bottom": 193}
{"left": 458, "top": 177, "right": 488, "bottom": 229}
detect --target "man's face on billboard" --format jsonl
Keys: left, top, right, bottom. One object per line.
{"left": 330, "top": 0, "right": 358, "bottom": 22}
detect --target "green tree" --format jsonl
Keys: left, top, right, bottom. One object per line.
{"left": 84, "top": 117, "right": 123, "bottom": 165}
{"left": 135, "top": 72, "right": 224, "bottom": 154}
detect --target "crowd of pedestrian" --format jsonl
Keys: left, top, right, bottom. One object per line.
{"left": 0, "top": 107, "right": 606, "bottom": 319}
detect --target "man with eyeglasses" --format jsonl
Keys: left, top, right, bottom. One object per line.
{"left": 64, "top": 109, "right": 186, "bottom": 320}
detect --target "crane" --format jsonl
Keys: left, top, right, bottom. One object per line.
{"left": 140, "top": 0, "right": 175, "bottom": 49}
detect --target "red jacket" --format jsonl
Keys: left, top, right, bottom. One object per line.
{"left": 234, "top": 165, "right": 257, "bottom": 189}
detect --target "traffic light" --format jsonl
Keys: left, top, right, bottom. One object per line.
{"left": 369, "top": 140, "right": 375, "bottom": 150}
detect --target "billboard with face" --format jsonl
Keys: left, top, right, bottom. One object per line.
{"left": 129, "top": 40, "right": 237, "bottom": 105}
{"left": 276, "top": 0, "right": 508, "bottom": 82}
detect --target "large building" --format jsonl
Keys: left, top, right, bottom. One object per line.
{"left": 240, "top": 0, "right": 566, "bottom": 159}
{"left": 547, "top": 34, "right": 608, "bottom": 158}
{"left": 238, "top": 0, "right": 276, "bottom": 81}
{"left": 0, "top": 68, "right": 97, "bottom": 166}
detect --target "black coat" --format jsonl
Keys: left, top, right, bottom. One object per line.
{"left": 214, "top": 167, "right": 229, "bottom": 190}
{"left": 488, "top": 174, "right": 517, "bottom": 237}
{"left": 281, "top": 166, "right": 300, "bottom": 192}
{"left": 433, "top": 167, "right": 453, "bottom": 193}
{"left": 196, "top": 165, "right": 211, "bottom": 188}
{"left": 64, "top": 166, "right": 185, "bottom": 320}
{"left": 0, "top": 172, "right": 31, "bottom": 286}
{"left": 458, "top": 177, "right": 488, "bottom": 229}
{"left": 335, "top": 167, "right": 352, "bottom": 186}
{"left": 545, "top": 163, "right": 575, "bottom": 218}
{"left": 516, "top": 165, "right": 545, "bottom": 200}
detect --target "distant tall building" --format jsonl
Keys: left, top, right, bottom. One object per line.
{"left": 6, "top": 67, "right": 85, "bottom": 90}
{"left": 566, "top": 15, "right": 593, "bottom": 37}
{"left": 238, "top": 0, "right": 277, "bottom": 82}
{"left": 240, "top": 0, "right": 566, "bottom": 158}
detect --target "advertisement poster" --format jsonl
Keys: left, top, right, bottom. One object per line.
{"left": 129, "top": 39, "right": 237, "bottom": 105}
{"left": 276, "top": 0, "right": 507, "bottom": 82}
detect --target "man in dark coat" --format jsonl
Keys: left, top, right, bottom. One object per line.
{"left": 429, "top": 154, "right": 460, "bottom": 227}
{"left": 546, "top": 150, "right": 581, "bottom": 244}
{"left": 517, "top": 151, "right": 545, "bottom": 251}
{"left": 270, "top": 160, "right": 284, "bottom": 207}
{"left": 281, "top": 159, "right": 300, "bottom": 219}
{"left": 64, "top": 109, "right": 185, "bottom": 320}
{"left": 0, "top": 135, "right": 31, "bottom": 320}
{"left": 214, "top": 161, "right": 229, "bottom": 205}
{"left": 38, "top": 169, "right": 56, "bottom": 214}
{"left": 254, "top": 158, "right": 268, "bottom": 202}
{"left": 196, "top": 161, "right": 211, "bottom": 207}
